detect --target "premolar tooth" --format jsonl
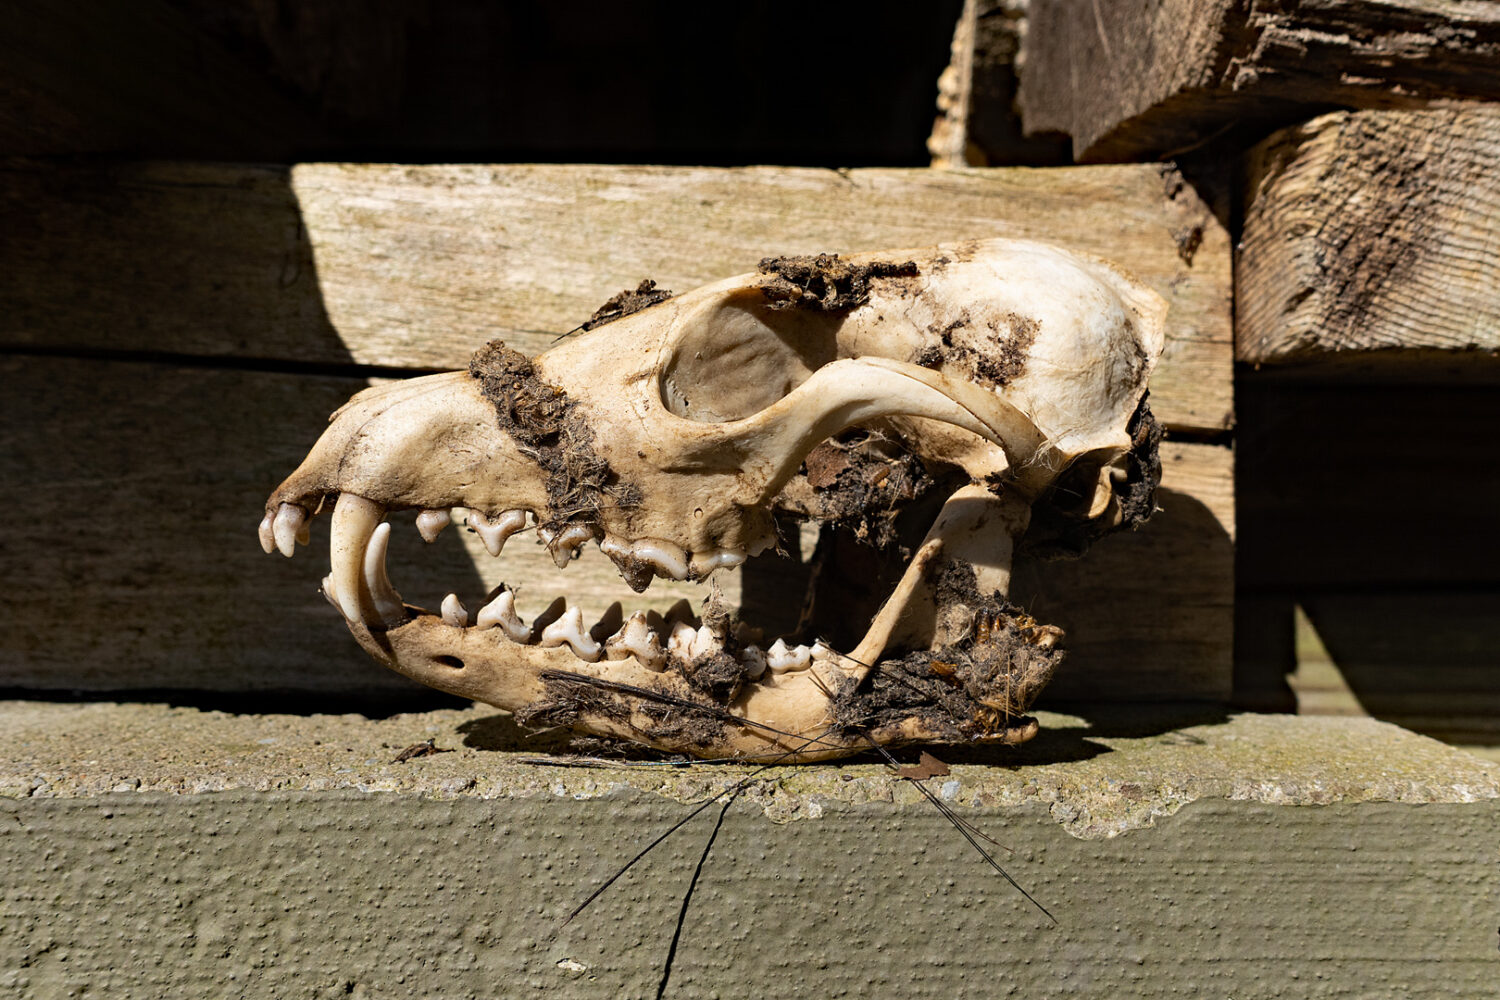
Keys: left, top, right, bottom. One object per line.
{"left": 632, "top": 539, "right": 689, "bottom": 581}
{"left": 258, "top": 514, "right": 276, "bottom": 554}
{"left": 416, "top": 509, "right": 451, "bottom": 543}
{"left": 767, "top": 638, "right": 811, "bottom": 674}
{"left": 272, "top": 503, "right": 308, "bottom": 558}
{"left": 739, "top": 645, "right": 766, "bottom": 680}
{"left": 362, "top": 522, "right": 407, "bottom": 626}
{"left": 475, "top": 589, "right": 529, "bottom": 642}
{"left": 694, "top": 624, "right": 722, "bottom": 656}
{"left": 604, "top": 611, "right": 666, "bottom": 670}
{"left": 549, "top": 523, "right": 595, "bottom": 569}
{"left": 689, "top": 547, "right": 747, "bottom": 578}
{"left": 469, "top": 509, "right": 528, "bottom": 557}
{"left": 540, "top": 607, "right": 602, "bottom": 661}
{"left": 441, "top": 593, "right": 469, "bottom": 627}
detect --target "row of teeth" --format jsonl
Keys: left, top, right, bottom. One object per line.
{"left": 427, "top": 588, "right": 827, "bottom": 678}
{"left": 261, "top": 499, "right": 828, "bottom": 677}
{"left": 258, "top": 503, "right": 747, "bottom": 583}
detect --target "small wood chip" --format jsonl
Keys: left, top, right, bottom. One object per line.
{"left": 895, "top": 751, "right": 950, "bottom": 780}
{"left": 392, "top": 738, "right": 454, "bottom": 763}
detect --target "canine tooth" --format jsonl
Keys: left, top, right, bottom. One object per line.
{"left": 416, "top": 509, "right": 451, "bottom": 543}
{"left": 441, "top": 593, "right": 469, "bottom": 627}
{"left": 549, "top": 523, "right": 595, "bottom": 569}
{"left": 605, "top": 612, "right": 666, "bottom": 670}
{"left": 767, "top": 638, "right": 811, "bottom": 674}
{"left": 739, "top": 645, "right": 767, "bottom": 680}
{"left": 540, "top": 607, "right": 602, "bottom": 661}
{"left": 689, "top": 547, "right": 747, "bottom": 578}
{"left": 475, "top": 589, "right": 529, "bottom": 642}
{"left": 272, "top": 503, "right": 308, "bottom": 558}
{"left": 362, "top": 522, "right": 407, "bottom": 626}
{"left": 469, "top": 509, "right": 529, "bottom": 557}
{"left": 258, "top": 514, "right": 276, "bottom": 554}
{"left": 631, "top": 539, "right": 689, "bottom": 581}
{"left": 330, "top": 494, "right": 384, "bottom": 623}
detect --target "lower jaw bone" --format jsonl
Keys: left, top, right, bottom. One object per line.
{"left": 330, "top": 489, "right": 1049, "bottom": 763}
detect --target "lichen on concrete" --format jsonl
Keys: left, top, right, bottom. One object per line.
{"left": 2, "top": 701, "right": 1495, "bottom": 840}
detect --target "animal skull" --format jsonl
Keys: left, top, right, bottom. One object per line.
{"left": 259, "top": 239, "right": 1165, "bottom": 762}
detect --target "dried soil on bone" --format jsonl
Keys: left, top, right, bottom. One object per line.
{"left": 758, "top": 254, "right": 919, "bottom": 312}
{"left": 833, "top": 560, "right": 1064, "bottom": 741}
{"left": 468, "top": 341, "right": 640, "bottom": 528}
{"left": 914, "top": 311, "right": 1038, "bottom": 388}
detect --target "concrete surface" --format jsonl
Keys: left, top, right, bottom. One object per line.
{"left": 2, "top": 701, "right": 1498, "bottom": 998}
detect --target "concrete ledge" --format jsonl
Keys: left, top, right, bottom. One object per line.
{"left": 3, "top": 702, "right": 1498, "bottom": 997}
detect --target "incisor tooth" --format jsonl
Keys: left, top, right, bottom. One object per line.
{"left": 605, "top": 612, "right": 666, "bottom": 670}
{"left": 767, "top": 638, "right": 811, "bottom": 674}
{"left": 258, "top": 514, "right": 276, "bottom": 554}
{"left": 475, "top": 589, "right": 529, "bottom": 642}
{"left": 273, "top": 503, "right": 308, "bottom": 558}
{"left": 469, "top": 509, "right": 528, "bottom": 557}
{"left": 416, "top": 509, "right": 451, "bottom": 543}
{"left": 441, "top": 593, "right": 469, "bottom": 627}
{"left": 540, "top": 607, "right": 602, "bottom": 661}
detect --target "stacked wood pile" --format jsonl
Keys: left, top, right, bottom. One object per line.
{"left": 930, "top": 0, "right": 1499, "bottom": 746}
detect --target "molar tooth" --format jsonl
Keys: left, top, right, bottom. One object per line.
{"left": 739, "top": 645, "right": 767, "bottom": 681}
{"left": 441, "top": 593, "right": 469, "bottom": 627}
{"left": 604, "top": 611, "right": 666, "bottom": 670}
{"left": 362, "top": 522, "right": 407, "bottom": 626}
{"left": 694, "top": 624, "right": 722, "bottom": 657}
{"left": 258, "top": 514, "right": 276, "bottom": 554}
{"left": 689, "top": 547, "right": 747, "bottom": 578}
{"left": 540, "top": 607, "right": 602, "bottom": 661}
{"left": 548, "top": 523, "right": 595, "bottom": 569}
{"left": 468, "top": 509, "right": 528, "bottom": 557}
{"left": 272, "top": 503, "right": 308, "bottom": 558}
{"left": 767, "top": 638, "right": 812, "bottom": 674}
{"left": 416, "top": 509, "right": 451, "bottom": 543}
{"left": 668, "top": 621, "right": 699, "bottom": 659}
{"left": 475, "top": 589, "right": 529, "bottom": 642}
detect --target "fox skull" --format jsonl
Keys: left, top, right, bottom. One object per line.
{"left": 259, "top": 239, "right": 1166, "bottom": 761}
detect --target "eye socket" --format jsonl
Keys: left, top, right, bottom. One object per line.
{"left": 660, "top": 289, "right": 843, "bottom": 422}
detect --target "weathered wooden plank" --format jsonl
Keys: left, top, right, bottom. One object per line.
{"left": 0, "top": 161, "right": 1233, "bottom": 433}
{"left": 0, "top": 357, "right": 1231, "bottom": 700}
{"left": 1239, "top": 108, "right": 1500, "bottom": 365}
{"left": 928, "top": 0, "right": 1072, "bottom": 168}
{"left": 1018, "top": 0, "right": 1500, "bottom": 162}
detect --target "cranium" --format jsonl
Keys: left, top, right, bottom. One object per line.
{"left": 259, "top": 239, "right": 1165, "bottom": 762}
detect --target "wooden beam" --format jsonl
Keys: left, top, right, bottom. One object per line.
{"left": 0, "top": 356, "right": 1231, "bottom": 701}
{"left": 1018, "top": 0, "right": 1500, "bottom": 162}
{"left": 1238, "top": 108, "right": 1500, "bottom": 367}
{"left": 0, "top": 161, "right": 1233, "bottom": 434}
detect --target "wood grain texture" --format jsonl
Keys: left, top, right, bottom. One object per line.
{"left": 1238, "top": 108, "right": 1500, "bottom": 365}
{"left": 0, "top": 161, "right": 1233, "bottom": 433}
{"left": 1019, "top": 0, "right": 1500, "bottom": 162}
{"left": 0, "top": 356, "right": 1230, "bottom": 700}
